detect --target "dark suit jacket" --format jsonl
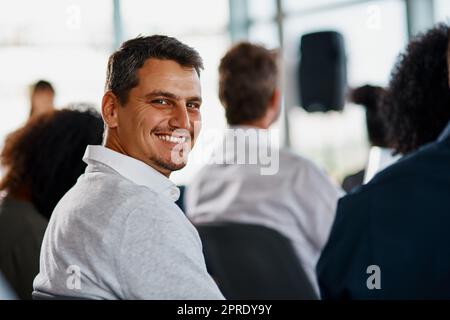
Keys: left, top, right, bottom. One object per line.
{"left": 0, "top": 196, "right": 47, "bottom": 300}
{"left": 317, "top": 134, "right": 450, "bottom": 299}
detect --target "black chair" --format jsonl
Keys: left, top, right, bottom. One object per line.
{"left": 32, "top": 291, "right": 90, "bottom": 300}
{"left": 196, "top": 222, "right": 318, "bottom": 300}
{"left": 175, "top": 185, "right": 186, "bottom": 213}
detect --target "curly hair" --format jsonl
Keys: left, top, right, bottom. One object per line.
{"left": 0, "top": 107, "right": 103, "bottom": 219}
{"left": 381, "top": 23, "right": 450, "bottom": 155}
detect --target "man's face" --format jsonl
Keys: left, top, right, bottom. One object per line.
{"left": 115, "top": 58, "right": 202, "bottom": 176}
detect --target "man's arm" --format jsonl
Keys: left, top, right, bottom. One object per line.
{"left": 316, "top": 192, "right": 371, "bottom": 299}
{"left": 117, "top": 204, "right": 225, "bottom": 300}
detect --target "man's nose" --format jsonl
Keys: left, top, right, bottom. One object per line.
{"left": 169, "top": 104, "right": 190, "bottom": 129}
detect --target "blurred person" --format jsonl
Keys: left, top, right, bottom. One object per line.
{"left": 342, "top": 85, "right": 400, "bottom": 193}
{"left": 29, "top": 80, "right": 55, "bottom": 118}
{"left": 186, "top": 42, "right": 343, "bottom": 295}
{"left": 380, "top": 26, "right": 450, "bottom": 156}
{"left": 33, "top": 35, "right": 224, "bottom": 300}
{"left": 0, "top": 108, "right": 103, "bottom": 299}
{"left": 317, "top": 23, "right": 450, "bottom": 299}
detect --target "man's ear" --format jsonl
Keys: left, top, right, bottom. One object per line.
{"left": 267, "top": 88, "right": 281, "bottom": 121}
{"left": 102, "top": 91, "right": 120, "bottom": 129}
{"left": 270, "top": 88, "right": 281, "bottom": 110}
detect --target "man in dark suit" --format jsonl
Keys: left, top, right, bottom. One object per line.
{"left": 317, "top": 23, "right": 450, "bottom": 299}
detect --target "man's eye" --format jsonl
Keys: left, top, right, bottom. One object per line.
{"left": 152, "top": 99, "right": 169, "bottom": 105}
{"left": 187, "top": 103, "right": 200, "bottom": 109}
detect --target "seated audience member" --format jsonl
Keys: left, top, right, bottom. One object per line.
{"left": 29, "top": 80, "right": 55, "bottom": 118}
{"left": 317, "top": 23, "right": 450, "bottom": 299}
{"left": 0, "top": 108, "right": 103, "bottom": 299}
{"left": 186, "top": 42, "right": 343, "bottom": 295}
{"left": 33, "top": 35, "right": 224, "bottom": 300}
{"left": 342, "top": 85, "right": 400, "bottom": 192}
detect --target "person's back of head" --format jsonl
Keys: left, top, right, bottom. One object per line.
{"left": 32, "top": 80, "right": 54, "bottom": 93}
{"left": 219, "top": 42, "right": 280, "bottom": 128}
{"left": 350, "top": 85, "right": 388, "bottom": 148}
{"left": 381, "top": 23, "right": 450, "bottom": 155}
{"left": 0, "top": 107, "right": 104, "bottom": 219}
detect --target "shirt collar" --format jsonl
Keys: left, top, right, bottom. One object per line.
{"left": 438, "top": 120, "right": 450, "bottom": 142}
{"left": 83, "top": 145, "right": 180, "bottom": 202}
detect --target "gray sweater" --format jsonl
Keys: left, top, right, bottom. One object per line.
{"left": 33, "top": 146, "right": 224, "bottom": 300}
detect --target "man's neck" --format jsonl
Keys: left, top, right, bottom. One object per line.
{"left": 104, "top": 136, "right": 127, "bottom": 156}
{"left": 236, "top": 121, "right": 269, "bottom": 130}
{"left": 103, "top": 137, "right": 172, "bottom": 178}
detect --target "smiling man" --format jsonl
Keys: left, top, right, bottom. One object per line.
{"left": 33, "top": 35, "right": 224, "bottom": 300}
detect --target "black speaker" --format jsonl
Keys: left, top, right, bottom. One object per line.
{"left": 298, "top": 31, "right": 347, "bottom": 112}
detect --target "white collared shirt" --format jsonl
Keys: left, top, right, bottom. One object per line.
{"left": 83, "top": 145, "right": 181, "bottom": 201}
{"left": 34, "top": 145, "right": 224, "bottom": 300}
{"left": 186, "top": 127, "right": 344, "bottom": 295}
{"left": 364, "top": 146, "right": 401, "bottom": 184}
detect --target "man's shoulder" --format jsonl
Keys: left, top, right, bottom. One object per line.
{"left": 342, "top": 139, "right": 450, "bottom": 205}
{"left": 83, "top": 167, "right": 157, "bottom": 196}
{"left": 278, "top": 148, "right": 329, "bottom": 177}
{"left": 120, "top": 189, "right": 197, "bottom": 247}
{"left": 58, "top": 168, "right": 159, "bottom": 216}
{"left": 279, "top": 148, "right": 315, "bottom": 164}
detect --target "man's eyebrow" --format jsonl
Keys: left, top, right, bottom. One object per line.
{"left": 145, "top": 90, "right": 202, "bottom": 103}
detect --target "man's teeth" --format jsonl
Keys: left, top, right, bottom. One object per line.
{"left": 157, "top": 135, "right": 187, "bottom": 144}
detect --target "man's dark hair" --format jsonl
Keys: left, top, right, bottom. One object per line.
{"left": 0, "top": 108, "right": 104, "bottom": 219}
{"left": 350, "top": 85, "right": 389, "bottom": 148}
{"left": 105, "top": 35, "right": 204, "bottom": 105}
{"left": 381, "top": 23, "right": 450, "bottom": 155}
{"left": 32, "top": 80, "right": 54, "bottom": 94}
{"left": 219, "top": 42, "right": 278, "bottom": 125}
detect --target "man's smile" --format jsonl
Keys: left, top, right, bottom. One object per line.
{"left": 155, "top": 134, "right": 187, "bottom": 144}
{"left": 153, "top": 129, "right": 192, "bottom": 146}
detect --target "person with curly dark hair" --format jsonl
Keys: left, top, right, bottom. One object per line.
{"left": 381, "top": 23, "right": 450, "bottom": 155}
{"left": 317, "top": 23, "right": 450, "bottom": 299}
{"left": 0, "top": 108, "right": 103, "bottom": 299}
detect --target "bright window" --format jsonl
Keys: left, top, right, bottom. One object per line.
{"left": 281, "top": 0, "right": 408, "bottom": 181}
{"left": 434, "top": 0, "right": 450, "bottom": 22}
{"left": 283, "top": 0, "right": 357, "bottom": 12}
{"left": 0, "top": 0, "right": 112, "bottom": 146}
